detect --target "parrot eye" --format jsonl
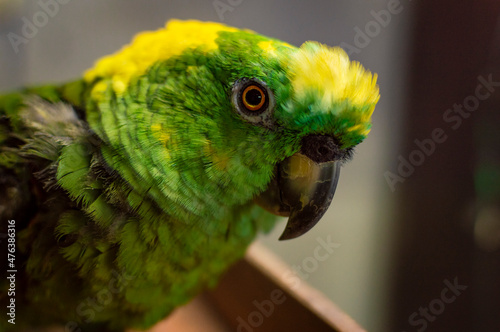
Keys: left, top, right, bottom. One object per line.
{"left": 232, "top": 78, "right": 275, "bottom": 128}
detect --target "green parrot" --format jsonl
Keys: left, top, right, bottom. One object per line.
{"left": 0, "top": 20, "right": 379, "bottom": 331}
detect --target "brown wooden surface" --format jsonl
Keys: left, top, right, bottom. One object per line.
{"left": 143, "top": 296, "right": 231, "bottom": 332}
{"left": 205, "top": 242, "right": 365, "bottom": 332}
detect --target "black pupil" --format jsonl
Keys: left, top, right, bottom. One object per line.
{"left": 245, "top": 88, "right": 263, "bottom": 106}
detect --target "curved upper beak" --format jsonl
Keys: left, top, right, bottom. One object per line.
{"left": 254, "top": 135, "right": 342, "bottom": 240}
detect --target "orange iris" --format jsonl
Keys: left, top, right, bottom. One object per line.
{"left": 242, "top": 85, "right": 266, "bottom": 111}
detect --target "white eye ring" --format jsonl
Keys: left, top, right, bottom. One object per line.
{"left": 231, "top": 78, "right": 275, "bottom": 128}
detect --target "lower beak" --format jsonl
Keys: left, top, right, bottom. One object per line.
{"left": 254, "top": 152, "right": 340, "bottom": 240}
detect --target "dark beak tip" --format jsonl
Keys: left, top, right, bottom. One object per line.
{"left": 277, "top": 205, "right": 330, "bottom": 241}
{"left": 279, "top": 229, "right": 300, "bottom": 241}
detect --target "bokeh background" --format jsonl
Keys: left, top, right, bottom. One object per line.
{"left": 1, "top": 0, "right": 499, "bottom": 331}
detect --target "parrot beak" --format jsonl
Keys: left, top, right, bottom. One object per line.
{"left": 255, "top": 135, "right": 342, "bottom": 240}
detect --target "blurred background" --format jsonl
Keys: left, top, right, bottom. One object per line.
{"left": 1, "top": 0, "right": 499, "bottom": 331}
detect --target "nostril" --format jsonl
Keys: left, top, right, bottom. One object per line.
{"left": 301, "top": 134, "right": 341, "bottom": 163}
{"left": 317, "top": 146, "right": 330, "bottom": 156}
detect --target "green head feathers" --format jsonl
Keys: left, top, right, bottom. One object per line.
{"left": 80, "top": 19, "right": 379, "bottom": 221}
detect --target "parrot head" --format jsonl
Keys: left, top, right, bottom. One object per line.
{"left": 83, "top": 20, "right": 379, "bottom": 240}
